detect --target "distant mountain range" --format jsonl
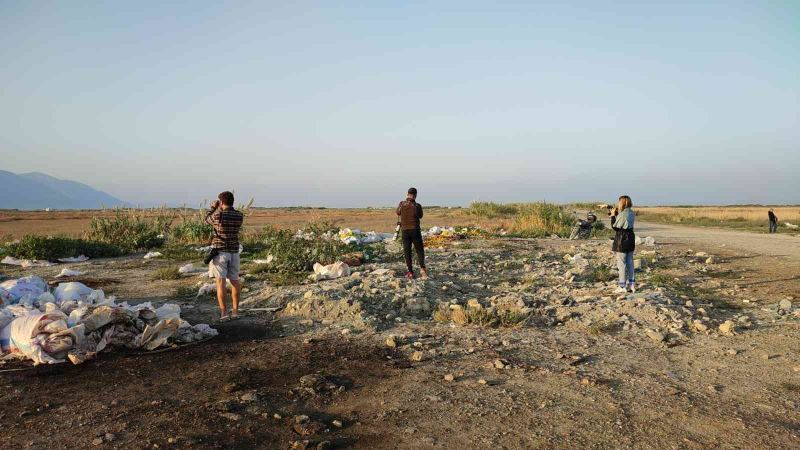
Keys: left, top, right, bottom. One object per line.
{"left": 0, "top": 170, "right": 128, "bottom": 210}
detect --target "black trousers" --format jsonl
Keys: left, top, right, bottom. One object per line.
{"left": 401, "top": 229, "right": 425, "bottom": 272}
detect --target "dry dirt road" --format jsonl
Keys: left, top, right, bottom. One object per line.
{"left": 636, "top": 221, "right": 800, "bottom": 264}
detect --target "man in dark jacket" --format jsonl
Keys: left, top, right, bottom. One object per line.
{"left": 396, "top": 187, "right": 429, "bottom": 279}
{"left": 768, "top": 209, "right": 778, "bottom": 233}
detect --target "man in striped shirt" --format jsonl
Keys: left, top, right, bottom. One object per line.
{"left": 205, "top": 191, "right": 244, "bottom": 321}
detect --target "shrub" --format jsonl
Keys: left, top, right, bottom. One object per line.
{"left": 466, "top": 202, "right": 519, "bottom": 218}
{"left": 508, "top": 203, "right": 575, "bottom": 237}
{"left": 171, "top": 207, "right": 213, "bottom": 245}
{"left": 75, "top": 240, "right": 126, "bottom": 258}
{"left": 252, "top": 223, "right": 350, "bottom": 273}
{"left": 86, "top": 209, "right": 173, "bottom": 251}
{"left": 5, "top": 235, "right": 78, "bottom": 260}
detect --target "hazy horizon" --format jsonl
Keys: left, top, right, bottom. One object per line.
{"left": 2, "top": 2, "right": 798, "bottom": 207}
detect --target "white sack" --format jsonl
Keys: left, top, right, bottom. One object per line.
{"left": 312, "top": 261, "right": 351, "bottom": 280}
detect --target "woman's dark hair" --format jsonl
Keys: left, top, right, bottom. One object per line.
{"left": 218, "top": 191, "right": 235, "bottom": 206}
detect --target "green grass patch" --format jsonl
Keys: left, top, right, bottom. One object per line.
{"left": 4, "top": 235, "right": 125, "bottom": 260}
{"left": 152, "top": 266, "right": 182, "bottom": 280}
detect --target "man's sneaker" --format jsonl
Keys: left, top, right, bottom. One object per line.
{"left": 406, "top": 271, "right": 415, "bottom": 280}
{"left": 614, "top": 286, "right": 627, "bottom": 294}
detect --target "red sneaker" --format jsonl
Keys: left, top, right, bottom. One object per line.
{"left": 406, "top": 271, "right": 415, "bottom": 280}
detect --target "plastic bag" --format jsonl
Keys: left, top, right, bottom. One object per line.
{"left": 134, "top": 318, "right": 180, "bottom": 351}
{"left": 0, "top": 275, "right": 48, "bottom": 302}
{"left": 54, "top": 282, "right": 94, "bottom": 303}
{"left": 58, "top": 255, "right": 89, "bottom": 263}
{"left": 312, "top": 262, "right": 351, "bottom": 280}
{"left": 56, "top": 268, "right": 86, "bottom": 278}
{"left": 143, "top": 251, "right": 163, "bottom": 259}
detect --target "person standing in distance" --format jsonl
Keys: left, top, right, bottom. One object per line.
{"left": 610, "top": 195, "right": 636, "bottom": 293}
{"left": 768, "top": 209, "right": 779, "bottom": 233}
{"left": 205, "top": 191, "right": 244, "bottom": 321}
{"left": 396, "top": 187, "right": 429, "bottom": 280}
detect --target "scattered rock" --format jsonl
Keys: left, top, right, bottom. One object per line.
{"left": 779, "top": 299, "right": 792, "bottom": 311}
{"left": 443, "top": 373, "right": 455, "bottom": 382}
{"left": 718, "top": 320, "right": 735, "bottom": 335}
{"left": 646, "top": 329, "right": 666, "bottom": 343}
{"left": 219, "top": 412, "right": 242, "bottom": 421}
{"left": 411, "top": 351, "right": 425, "bottom": 362}
{"left": 385, "top": 336, "right": 398, "bottom": 348}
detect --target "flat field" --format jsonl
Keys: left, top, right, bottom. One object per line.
{"left": 637, "top": 206, "right": 800, "bottom": 233}
{"left": 0, "top": 207, "right": 504, "bottom": 239}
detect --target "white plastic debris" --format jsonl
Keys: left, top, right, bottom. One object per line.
{"left": 0, "top": 276, "right": 48, "bottom": 302}
{"left": 53, "top": 282, "right": 96, "bottom": 303}
{"left": 1, "top": 256, "right": 56, "bottom": 268}
{"left": 312, "top": 262, "right": 351, "bottom": 281}
{"left": 338, "top": 228, "right": 393, "bottom": 245}
{"left": 252, "top": 255, "right": 274, "bottom": 265}
{"left": 785, "top": 222, "right": 799, "bottom": 230}
{"left": 178, "top": 263, "right": 200, "bottom": 275}
{"left": 56, "top": 268, "right": 86, "bottom": 278}
{"left": 58, "top": 255, "right": 89, "bottom": 263}
{"left": 143, "top": 251, "right": 163, "bottom": 259}
{"left": 197, "top": 283, "right": 216, "bottom": 297}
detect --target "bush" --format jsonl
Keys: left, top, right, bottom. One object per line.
{"left": 251, "top": 223, "right": 350, "bottom": 273}
{"left": 171, "top": 208, "right": 213, "bottom": 245}
{"left": 466, "top": 202, "right": 519, "bottom": 218}
{"left": 4, "top": 235, "right": 126, "bottom": 260}
{"left": 5, "top": 235, "right": 78, "bottom": 260}
{"left": 86, "top": 209, "right": 173, "bottom": 251}
{"left": 508, "top": 202, "right": 575, "bottom": 237}
{"left": 75, "top": 240, "right": 126, "bottom": 258}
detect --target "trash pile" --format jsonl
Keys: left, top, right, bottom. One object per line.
{"left": 337, "top": 229, "right": 394, "bottom": 245}
{"left": 0, "top": 275, "right": 216, "bottom": 366}
{"left": 422, "top": 226, "right": 486, "bottom": 247}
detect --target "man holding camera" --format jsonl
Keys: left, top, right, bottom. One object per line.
{"left": 205, "top": 191, "right": 244, "bottom": 321}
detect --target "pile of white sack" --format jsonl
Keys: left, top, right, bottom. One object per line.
{"left": 0, "top": 275, "right": 216, "bottom": 366}
{"left": 337, "top": 229, "right": 394, "bottom": 245}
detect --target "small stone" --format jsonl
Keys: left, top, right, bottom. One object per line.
{"left": 331, "top": 419, "right": 343, "bottom": 428}
{"left": 92, "top": 437, "right": 103, "bottom": 446}
{"left": 240, "top": 392, "right": 258, "bottom": 402}
{"left": 692, "top": 320, "right": 708, "bottom": 332}
{"left": 167, "top": 437, "right": 177, "bottom": 444}
{"left": 274, "top": 413, "right": 283, "bottom": 420}
{"left": 493, "top": 359, "right": 507, "bottom": 369}
{"left": 304, "top": 290, "right": 314, "bottom": 299}
{"left": 340, "top": 329, "right": 351, "bottom": 335}
{"left": 385, "top": 336, "right": 397, "bottom": 348}
{"left": 411, "top": 351, "right": 425, "bottom": 362}
{"left": 478, "top": 378, "right": 487, "bottom": 385}
{"left": 779, "top": 299, "right": 792, "bottom": 311}
{"left": 705, "top": 256, "right": 716, "bottom": 264}
{"left": 646, "top": 329, "right": 666, "bottom": 343}
{"left": 719, "top": 320, "right": 735, "bottom": 335}
{"left": 443, "top": 373, "right": 455, "bottom": 382}
{"left": 219, "top": 412, "right": 242, "bottom": 421}
{"left": 726, "top": 349, "right": 738, "bottom": 356}
{"left": 104, "top": 433, "right": 115, "bottom": 442}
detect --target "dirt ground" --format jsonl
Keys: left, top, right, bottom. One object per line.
{"left": 1, "top": 217, "right": 799, "bottom": 449}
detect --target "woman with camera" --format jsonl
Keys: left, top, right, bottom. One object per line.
{"left": 610, "top": 195, "right": 636, "bottom": 294}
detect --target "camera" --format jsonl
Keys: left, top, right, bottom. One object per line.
{"left": 203, "top": 248, "right": 219, "bottom": 265}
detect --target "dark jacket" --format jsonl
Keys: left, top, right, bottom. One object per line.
{"left": 768, "top": 211, "right": 778, "bottom": 223}
{"left": 611, "top": 212, "right": 635, "bottom": 253}
{"left": 397, "top": 199, "right": 423, "bottom": 230}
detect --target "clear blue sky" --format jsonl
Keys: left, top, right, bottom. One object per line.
{"left": 1, "top": 1, "right": 798, "bottom": 207}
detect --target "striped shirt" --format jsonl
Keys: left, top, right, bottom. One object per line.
{"left": 205, "top": 207, "right": 244, "bottom": 253}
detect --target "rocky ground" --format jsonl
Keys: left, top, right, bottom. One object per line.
{"left": 1, "top": 234, "right": 799, "bottom": 449}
